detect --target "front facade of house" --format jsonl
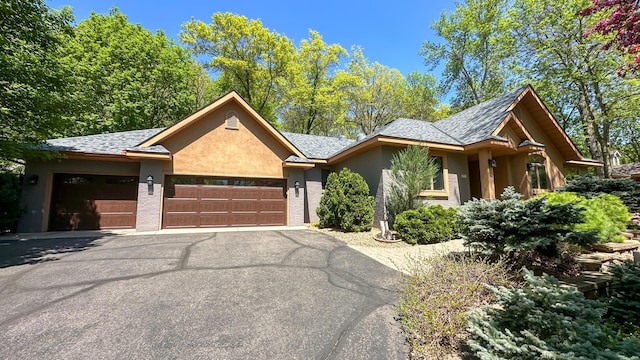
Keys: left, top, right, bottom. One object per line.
{"left": 17, "top": 86, "right": 600, "bottom": 233}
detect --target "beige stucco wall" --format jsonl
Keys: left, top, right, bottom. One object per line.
{"left": 17, "top": 158, "right": 140, "bottom": 233}
{"left": 514, "top": 104, "right": 567, "bottom": 195}
{"left": 161, "top": 102, "right": 290, "bottom": 179}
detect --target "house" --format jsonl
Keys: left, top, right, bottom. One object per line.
{"left": 17, "top": 85, "right": 600, "bottom": 233}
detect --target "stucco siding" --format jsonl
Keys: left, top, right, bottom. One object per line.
{"left": 515, "top": 104, "right": 566, "bottom": 192}
{"left": 18, "top": 158, "right": 140, "bottom": 233}
{"left": 160, "top": 102, "right": 289, "bottom": 178}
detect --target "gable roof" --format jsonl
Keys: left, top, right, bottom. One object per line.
{"left": 433, "top": 86, "right": 527, "bottom": 145}
{"left": 138, "top": 91, "right": 305, "bottom": 158}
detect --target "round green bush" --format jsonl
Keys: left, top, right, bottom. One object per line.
{"left": 316, "top": 168, "right": 375, "bottom": 232}
{"left": 394, "top": 205, "right": 459, "bottom": 244}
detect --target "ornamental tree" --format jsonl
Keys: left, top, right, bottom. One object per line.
{"left": 581, "top": 0, "right": 640, "bottom": 75}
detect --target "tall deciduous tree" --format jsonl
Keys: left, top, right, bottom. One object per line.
{"left": 421, "top": 0, "right": 513, "bottom": 110}
{"left": 279, "top": 30, "right": 348, "bottom": 135}
{"left": 180, "top": 12, "right": 295, "bottom": 125}
{"left": 510, "top": 0, "right": 640, "bottom": 176}
{"left": 62, "top": 8, "right": 207, "bottom": 135}
{"left": 0, "top": 0, "right": 73, "bottom": 160}
{"left": 403, "top": 71, "right": 444, "bottom": 121}
{"left": 339, "top": 48, "right": 408, "bottom": 135}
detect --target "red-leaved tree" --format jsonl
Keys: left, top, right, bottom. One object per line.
{"left": 580, "top": 0, "right": 640, "bottom": 75}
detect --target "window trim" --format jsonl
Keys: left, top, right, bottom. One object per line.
{"left": 419, "top": 152, "right": 449, "bottom": 197}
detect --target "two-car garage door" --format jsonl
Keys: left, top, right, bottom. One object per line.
{"left": 162, "top": 176, "right": 287, "bottom": 229}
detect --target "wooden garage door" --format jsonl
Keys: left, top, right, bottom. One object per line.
{"left": 49, "top": 174, "right": 139, "bottom": 231}
{"left": 162, "top": 176, "right": 286, "bottom": 228}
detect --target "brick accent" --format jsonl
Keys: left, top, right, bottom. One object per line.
{"left": 304, "top": 168, "right": 323, "bottom": 223}
{"left": 135, "top": 160, "right": 163, "bottom": 231}
{"left": 288, "top": 168, "right": 305, "bottom": 226}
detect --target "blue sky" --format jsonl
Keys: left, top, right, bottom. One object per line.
{"left": 47, "top": 0, "right": 456, "bottom": 78}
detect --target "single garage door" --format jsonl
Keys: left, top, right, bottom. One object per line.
{"left": 49, "top": 174, "right": 139, "bottom": 231}
{"left": 162, "top": 176, "right": 287, "bottom": 228}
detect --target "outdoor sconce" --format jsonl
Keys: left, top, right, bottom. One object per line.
{"left": 28, "top": 175, "right": 39, "bottom": 185}
{"left": 488, "top": 159, "right": 497, "bottom": 168}
{"left": 294, "top": 180, "right": 300, "bottom": 197}
{"left": 146, "top": 175, "right": 154, "bottom": 195}
{"left": 526, "top": 162, "right": 534, "bottom": 171}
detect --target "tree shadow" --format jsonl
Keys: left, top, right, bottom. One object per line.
{"left": 0, "top": 236, "right": 104, "bottom": 268}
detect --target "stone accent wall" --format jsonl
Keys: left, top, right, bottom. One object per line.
{"left": 287, "top": 168, "right": 305, "bottom": 226}
{"left": 135, "top": 160, "right": 163, "bottom": 232}
{"left": 304, "top": 168, "right": 322, "bottom": 223}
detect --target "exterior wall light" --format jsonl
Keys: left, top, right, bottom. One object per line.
{"left": 488, "top": 159, "right": 497, "bottom": 168}
{"left": 294, "top": 180, "right": 300, "bottom": 197}
{"left": 526, "top": 162, "right": 533, "bottom": 171}
{"left": 146, "top": 175, "right": 154, "bottom": 195}
{"left": 28, "top": 175, "right": 39, "bottom": 185}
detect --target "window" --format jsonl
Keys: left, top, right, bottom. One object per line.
{"left": 427, "top": 156, "right": 445, "bottom": 191}
{"left": 530, "top": 163, "right": 548, "bottom": 190}
{"left": 204, "top": 179, "right": 228, "bottom": 186}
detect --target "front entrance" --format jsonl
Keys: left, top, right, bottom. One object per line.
{"left": 162, "top": 176, "right": 287, "bottom": 228}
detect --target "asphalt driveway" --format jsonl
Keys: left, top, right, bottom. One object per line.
{"left": 0, "top": 230, "right": 406, "bottom": 359}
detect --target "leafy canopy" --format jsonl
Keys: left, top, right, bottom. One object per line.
{"left": 0, "top": 0, "right": 73, "bottom": 160}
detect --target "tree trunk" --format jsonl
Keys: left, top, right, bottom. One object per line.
{"left": 577, "top": 86, "right": 605, "bottom": 177}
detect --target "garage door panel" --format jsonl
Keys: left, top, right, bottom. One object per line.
{"left": 162, "top": 214, "right": 199, "bottom": 228}
{"left": 171, "top": 185, "right": 199, "bottom": 198}
{"left": 199, "top": 200, "right": 231, "bottom": 213}
{"left": 50, "top": 174, "right": 138, "bottom": 231}
{"left": 163, "top": 199, "right": 199, "bottom": 213}
{"left": 162, "top": 176, "right": 286, "bottom": 229}
{"left": 199, "top": 214, "right": 230, "bottom": 227}
{"left": 199, "top": 186, "right": 232, "bottom": 199}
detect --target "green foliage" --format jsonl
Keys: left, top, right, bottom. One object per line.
{"left": 0, "top": 0, "right": 73, "bottom": 160}
{"left": 394, "top": 206, "right": 460, "bottom": 244}
{"left": 560, "top": 175, "right": 640, "bottom": 214}
{"left": 316, "top": 168, "right": 375, "bottom": 232}
{"left": 510, "top": 0, "right": 640, "bottom": 175}
{"left": 279, "top": 30, "right": 348, "bottom": 135}
{"left": 181, "top": 12, "right": 295, "bottom": 125}
{"left": 386, "top": 145, "right": 439, "bottom": 225}
{"left": 337, "top": 47, "right": 411, "bottom": 135}
{"left": 62, "top": 8, "right": 208, "bottom": 135}
{"left": 0, "top": 172, "right": 22, "bottom": 232}
{"left": 467, "top": 269, "right": 640, "bottom": 360}
{"left": 540, "top": 192, "right": 631, "bottom": 243}
{"left": 397, "top": 254, "right": 514, "bottom": 359}
{"left": 607, "top": 261, "right": 640, "bottom": 332}
{"left": 458, "top": 187, "right": 597, "bottom": 259}
{"left": 421, "top": 0, "right": 513, "bottom": 110}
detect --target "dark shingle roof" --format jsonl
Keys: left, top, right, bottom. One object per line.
{"left": 42, "top": 128, "right": 166, "bottom": 155}
{"left": 612, "top": 162, "right": 640, "bottom": 177}
{"left": 281, "top": 132, "right": 353, "bottom": 159}
{"left": 433, "top": 86, "right": 526, "bottom": 145}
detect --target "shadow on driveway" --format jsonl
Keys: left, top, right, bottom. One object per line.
{"left": 0, "top": 236, "right": 105, "bottom": 268}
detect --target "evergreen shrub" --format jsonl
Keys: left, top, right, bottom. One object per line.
{"left": 560, "top": 175, "right": 640, "bottom": 214}
{"left": 394, "top": 205, "right": 459, "bottom": 244}
{"left": 0, "top": 172, "right": 22, "bottom": 233}
{"left": 540, "top": 192, "right": 631, "bottom": 242}
{"left": 316, "top": 168, "right": 375, "bottom": 232}
{"left": 467, "top": 270, "right": 640, "bottom": 360}
{"left": 458, "top": 187, "right": 596, "bottom": 259}
{"left": 607, "top": 261, "right": 640, "bottom": 332}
